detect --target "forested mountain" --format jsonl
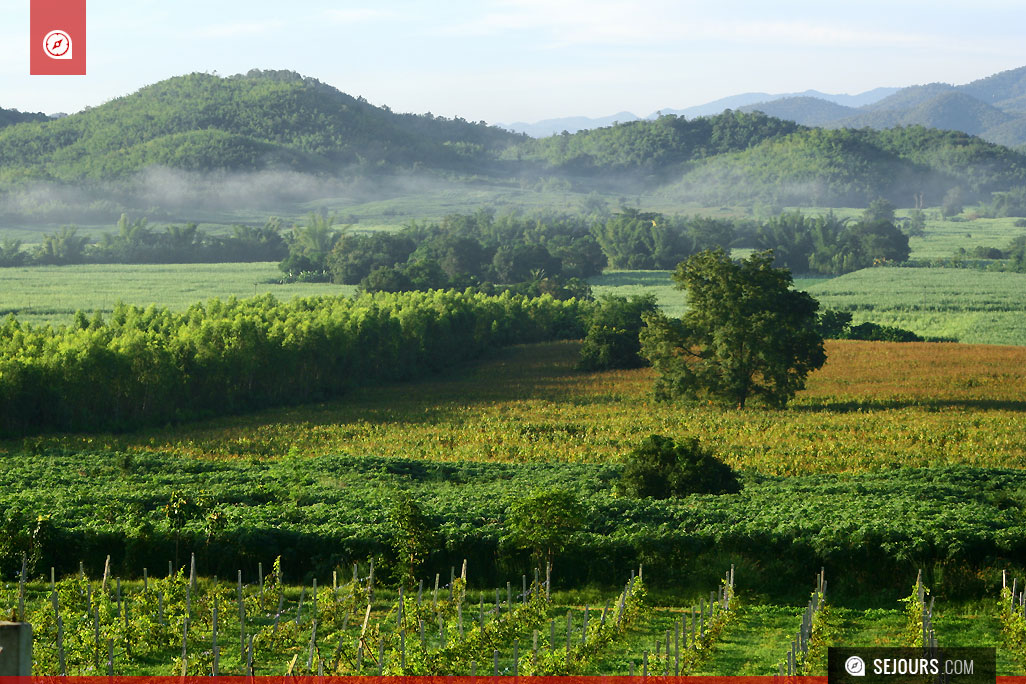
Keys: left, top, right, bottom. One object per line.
{"left": 3, "top": 68, "right": 1026, "bottom": 215}
{"left": 959, "top": 66, "right": 1026, "bottom": 109}
{"left": 0, "top": 70, "right": 521, "bottom": 183}
{"left": 508, "top": 110, "right": 803, "bottom": 176}
{"left": 659, "top": 125, "right": 1026, "bottom": 207}
{"left": 509, "top": 109, "right": 1026, "bottom": 206}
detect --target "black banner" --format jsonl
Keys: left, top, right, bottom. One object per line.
{"left": 828, "top": 647, "right": 996, "bottom": 684}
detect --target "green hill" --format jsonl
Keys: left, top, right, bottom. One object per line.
{"left": 0, "top": 70, "right": 520, "bottom": 183}
{"left": 959, "top": 65, "right": 1026, "bottom": 108}
{"left": 659, "top": 125, "right": 1026, "bottom": 206}
{"left": 660, "top": 127, "right": 928, "bottom": 206}
{"left": 507, "top": 110, "right": 802, "bottom": 175}
{"left": 839, "top": 92, "right": 1014, "bottom": 136}
{"left": 4, "top": 70, "right": 1026, "bottom": 215}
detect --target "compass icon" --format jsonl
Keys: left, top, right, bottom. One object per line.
{"left": 43, "top": 30, "right": 73, "bottom": 59}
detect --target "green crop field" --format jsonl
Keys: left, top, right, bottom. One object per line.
{"left": 0, "top": 262, "right": 352, "bottom": 327}
{"left": 803, "top": 267, "right": 1026, "bottom": 345}
{"left": 3, "top": 205, "right": 1026, "bottom": 674}
{"left": 4, "top": 339, "right": 1026, "bottom": 673}
{"left": 591, "top": 266, "right": 1026, "bottom": 346}
{"left": 906, "top": 215, "right": 1026, "bottom": 260}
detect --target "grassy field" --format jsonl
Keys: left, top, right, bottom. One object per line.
{"left": 588, "top": 270, "right": 684, "bottom": 316}
{"left": 803, "top": 267, "right": 1026, "bottom": 345}
{"left": 0, "top": 262, "right": 353, "bottom": 327}
{"left": 591, "top": 266, "right": 1026, "bottom": 346}
{"left": 906, "top": 215, "right": 1026, "bottom": 260}
{"left": 6, "top": 261, "right": 1019, "bottom": 345}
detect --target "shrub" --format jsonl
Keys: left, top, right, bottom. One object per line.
{"left": 577, "top": 294, "right": 658, "bottom": 371}
{"left": 620, "top": 434, "right": 741, "bottom": 499}
{"left": 501, "top": 488, "right": 585, "bottom": 567}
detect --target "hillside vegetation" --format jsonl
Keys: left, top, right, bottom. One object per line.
{"left": 0, "top": 70, "right": 520, "bottom": 184}
{"left": 4, "top": 70, "right": 1026, "bottom": 218}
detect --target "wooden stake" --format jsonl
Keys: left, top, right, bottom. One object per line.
{"left": 212, "top": 599, "right": 219, "bottom": 676}
{"left": 238, "top": 570, "right": 246, "bottom": 663}
{"left": 18, "top": 554, "right": 26, "bottom": 621}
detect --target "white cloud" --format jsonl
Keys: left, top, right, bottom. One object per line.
{"left": 194, "top": 20, "right": 284, "bottom": 39}
{"left": 323, "top": 8, "right": 400, "bottom": 24}
{"left": 431, "top": 0, "right": 1011, "bottom": 54}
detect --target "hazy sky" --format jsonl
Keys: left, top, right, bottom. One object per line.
{"left": 1, "top": 0, "right": 1024, "bottom": 123}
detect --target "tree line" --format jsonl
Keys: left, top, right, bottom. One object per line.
{"left": 276, "top": 204, "right": 913, "bottom": 290}
{"left": 0, "top": 205, "right": 913, "bottom": 281}
{"left": 0, "top": 290, "right": 591, "bottom": 436}
{"left": 0, "top": 215, "right": 287, "bottom": 266}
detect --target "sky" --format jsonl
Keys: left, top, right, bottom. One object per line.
{"left": 1, "top": 0, "right": 1025, "bottom": 124}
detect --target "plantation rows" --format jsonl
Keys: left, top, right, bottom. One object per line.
{"left": 5, "top": 449, "right": 1026, "bottom": 596}
{"left": 0, "top": 290, "right": 590, "bottom": 436}
{"left": 2, "top": 556, "right": 740, "bottom": 676}
{"left": 8, "top": 557, "right": 1021, "bottom": 674}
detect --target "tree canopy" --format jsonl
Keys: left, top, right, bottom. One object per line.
{"left": 639, "top": 248, "right": 826, "bottom": 408}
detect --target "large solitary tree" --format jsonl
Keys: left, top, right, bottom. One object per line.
{"left": 639, "top": 248, "right": 826, "bottom": 408}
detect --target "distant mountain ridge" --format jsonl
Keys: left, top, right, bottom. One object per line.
{"left": 736, "top": 66, "right": 1026, "bottom": 147}
{"left": 503, "top": 66, "right": 1026, "bottom": 147}
{"left": 499, "top": 87, "right": 900, "bottom": 136}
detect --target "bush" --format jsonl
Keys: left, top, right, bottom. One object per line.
{"left": 501, "top": 488, "right": 585, "bottom": 567}
{"left": 620, "top": 434, "right": 741, "bottom": 499}
{"left": 577, "top": 294, "right": 658, "bottom": 371}
{"left": 847, "top": 322, "right": 923, "bottom": 342}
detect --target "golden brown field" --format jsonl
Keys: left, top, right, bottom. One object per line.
{"left": 16, "top": 339, "right": 1026, "bottom": 476}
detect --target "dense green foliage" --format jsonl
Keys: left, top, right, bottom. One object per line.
{"left": 818, "top": 310, "right": 924, "bottom": 342}
{"left": 324, "top": 209, "right": 606, "bottom": 290}
{"left": 619, "top": 435, "right": 740, "bottom": 499}
{"left": 7, "top": 74, "right": 1026, "bottom": 216}
{"left": 753, "top": 211, "right": 910, "bottom": 274}
{"left": 641, "top": 250, "right": 826, "bottom": 408}
{"left": 982, "top": 186, "right": 1026, "bottom": 217}
{"left": 0, "top": 106, "right": 49, "bottom": 129}
{"left": 662, "top": 126, "right": 1026, "bottom": 207}
{"left": 0, "top": 70, "right": 520, "bottom": 183}
{"left": 593, "top": 209, "right": 734, "bottom": 269}
{"left": 0, "top": 290, "right": 590, "bottom": 436}
{"left": 2, "top": 451, "right": 1024, "bottom": 598}
{"left": 277, "top": 212, "right": 343, "bottom": 280}
{"left": 501, "top": 488, "right": 585, "bottom": 567}
{"left": 577, "top": 295, "right": 658, "bottom": 371}
{"left": 511, "top": 110, "right": 802, "bottom": 176}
